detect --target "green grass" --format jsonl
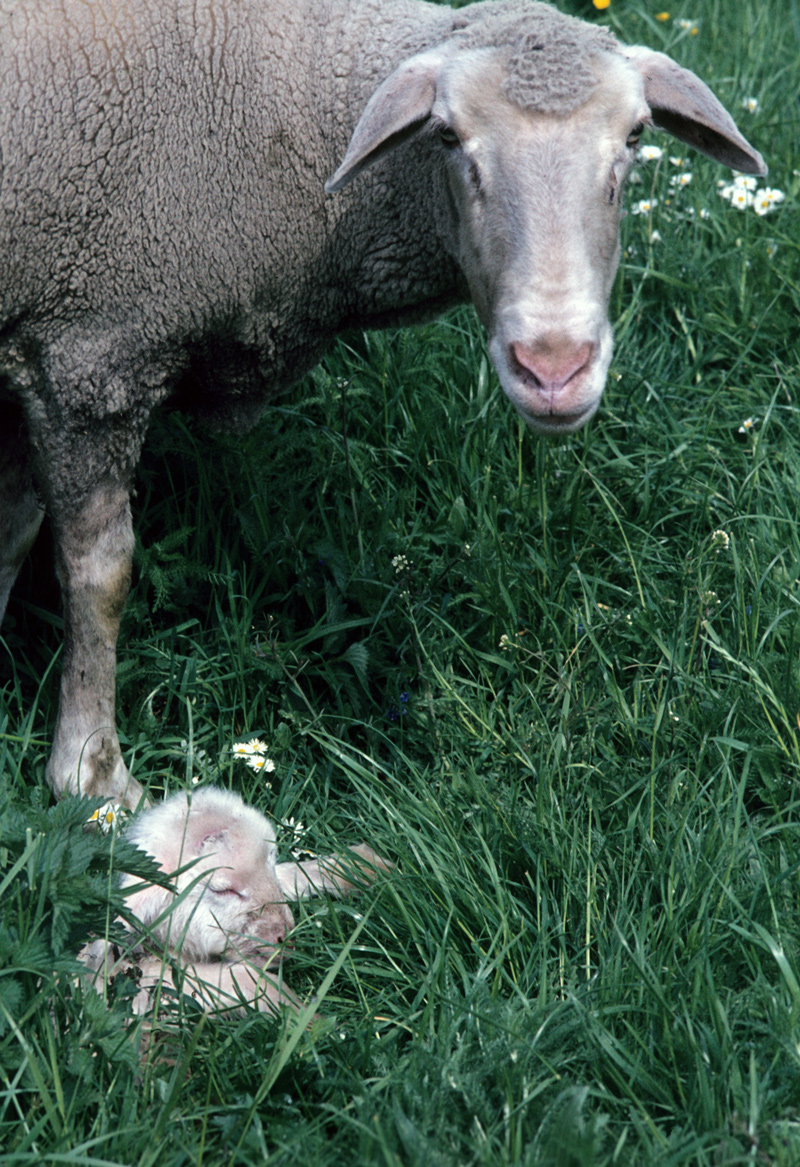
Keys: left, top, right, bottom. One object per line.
{"left": 2, "top": 0, "right": 800, "bottom": 1162}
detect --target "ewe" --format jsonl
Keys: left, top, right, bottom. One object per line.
{"left": 0, "top": 0, "right": 764, "bottom": 807}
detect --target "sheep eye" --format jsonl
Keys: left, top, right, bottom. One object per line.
{"left": 626, "top": 123, "right": 645, "bottom": 149}
{"left": 213, "top": 887, "right": 244, "bottom": 899}
{"left": 438, "top": 125, "right": 461, "bottom": 149}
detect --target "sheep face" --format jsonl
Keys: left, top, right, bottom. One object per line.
{"left": 327, "top": 28, "right": 765, "bottom": 436}
{"left": 121, "top": 789, "right": 296, "bottom": 964}
{"left": 431, "top": 49, "right": 644, "bottom": 434}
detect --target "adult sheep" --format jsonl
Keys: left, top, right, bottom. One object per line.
{"left": 0, "top": 0, "right": 764, "bottom": 808}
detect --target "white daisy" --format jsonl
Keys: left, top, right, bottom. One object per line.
{"left": 632, "top": 198, "right": 658, "bottom": 215}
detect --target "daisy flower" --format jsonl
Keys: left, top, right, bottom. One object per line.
{"left": 87, "top": 803, "right": 120, "bottom": 833}
{"left": 638, "top": 145, "right": 663, "bottom": 162}
{"left": 632, "top": 198, "right": 658, "bottom": 215}
{"left": 232, "top": 738, "right": 276, "bottom": 774}
{"left": 729, "top": 187, "right": 754, "bottom": 210}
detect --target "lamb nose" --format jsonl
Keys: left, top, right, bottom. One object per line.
{"left": 510, "top": 340, "right": 595, "bottom": 393}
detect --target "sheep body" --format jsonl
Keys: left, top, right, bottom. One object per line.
{"left": 0, "top": 0, "right": 765, "bottom": 806}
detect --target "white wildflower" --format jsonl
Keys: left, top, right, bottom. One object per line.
{"left": 669, "top": 156, "right": 686, "bottom": 167}
{"left": 87, "top": 803, "right": 120, "bottom": 833}
{"left": 743, "top": 97, "right": 760, "bottom": 114}
{"left": 753, "top": 187, "right": 785, "bottom": 216}
{"left": 678, "top": 18, "right": 699, "bottom": 33}
{"left": 733, "top": 174, "right": 758, "bottom": 191}
{"left": 710, "top": 530, "right": 730, "bottom": 552}
{"left": 632, "top": 198, "right": 658, "bottom": 215}
{"left": 700, "top": 208, "right": 711, "bottom": 219}
{"left": 669, "top": 172, "right": 693, "bottom": 188}
{"left": 753, "top": 192, "right": 772, "bottom": 216}
{"left": 233, "top": 738, "right": 276, "bottom": 775}
{"left": 650, "top": 230, "right": 662, "bottom": 243}
{"left": 391, "top": 554, "right": 410, "bottom": 573}
{"left": 499, "top": 634, "right": 512, "bottom": 650}
{"left": 638, "top": 145, "right": 663, "bottom": 162}
{"left": 729, "top": 187, "right": 754, "bottom": 210}
{"left": 246, "top": 754, "right": 276, "bottom": 774}
{"left": 738, "top": 417, "right": 758, "bottom": 434}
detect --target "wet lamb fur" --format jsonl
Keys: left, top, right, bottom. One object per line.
{"left": 0, "top": 0, "right": 765, "bottom": 809}
{"left": 81, "top": 787, "right": 391, "bottom": 1015}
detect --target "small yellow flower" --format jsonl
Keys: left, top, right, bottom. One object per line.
{"left": 592, "top": 0, "right": 611, "bottom": 8}
{"left": 655, "top": 12, "right": 670, "bottom": 20}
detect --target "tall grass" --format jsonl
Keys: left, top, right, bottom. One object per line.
{"left": 2, "top": 1, "right": 800, "bottom": 1162}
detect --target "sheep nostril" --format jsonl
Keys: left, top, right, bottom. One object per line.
{"left": 510, "top": 339, "right": 596, "bottom": 395}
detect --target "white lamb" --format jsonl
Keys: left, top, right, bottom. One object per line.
{"left": 81, "top": 787, "right": 391, "bottom": 1015}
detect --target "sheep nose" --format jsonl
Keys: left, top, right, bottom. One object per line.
{"left": 261, "top": 918, "right": 292, "bottom": 946}
{"left": 510, "top": 339, "right": 596, "bottom": 397}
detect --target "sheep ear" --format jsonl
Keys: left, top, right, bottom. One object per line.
{"left": 325, "top": 52, "right": 442, "bottom": 193}
{"left": 626, "top": 46, "right": 767, "bottom": 176}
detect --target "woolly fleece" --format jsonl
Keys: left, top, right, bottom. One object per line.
{"left": 447, "top": 0, "right": 619, "bottom": 114}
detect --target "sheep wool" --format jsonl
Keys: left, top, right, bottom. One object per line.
{"left": 449, "top": 0, "right": 619, "bottom": 114}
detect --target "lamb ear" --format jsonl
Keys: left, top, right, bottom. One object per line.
{"left": 626, "top": 46, "right": 767, "bottom": 176}
{"left": 325, "top": 51, "right": 443, "bottom": 193}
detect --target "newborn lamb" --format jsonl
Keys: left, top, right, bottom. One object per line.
{"left": 81, "top": 787, "right": 391, "bottom": 1015}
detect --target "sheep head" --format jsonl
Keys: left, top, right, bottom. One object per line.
{"left": 121, "top": 788, "right": 295, "bottom": 964}
{"left": 326, "top": 14, "right": 765, "bottom": 436}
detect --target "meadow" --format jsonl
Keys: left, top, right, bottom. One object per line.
{"left": 2, "top": 0, "right": 800, "bottom": 1162}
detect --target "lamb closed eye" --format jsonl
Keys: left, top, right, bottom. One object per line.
{"left": 212, "top": 887, "right": 245, "bottom": 899}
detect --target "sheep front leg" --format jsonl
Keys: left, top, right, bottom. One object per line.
{"left": 46, "top": 483, "right": 145, "bottom": 809}
{"left": 276, "top": 844, "right": 393, "bottom": 900}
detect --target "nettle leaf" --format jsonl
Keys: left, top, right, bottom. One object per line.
{"left": 342, "top": 640, "right": 370, "bottom": 685}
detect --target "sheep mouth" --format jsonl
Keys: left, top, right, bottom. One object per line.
{"left": 521, "top": 404, "right": 597, "bottom": 435}
{"left": 227, "top": 937, "right": 294, "bottom": 968}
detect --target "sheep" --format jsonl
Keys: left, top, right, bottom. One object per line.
{"left": 0, "top": 0, "right": 765, "bottom": 809}
{"left": 80, "top": 786, "right": 392, "bottom": 1014}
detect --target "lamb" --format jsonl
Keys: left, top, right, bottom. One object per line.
{"left": 0, "top": 0, "right": 764, "bottom": 809}
{"left": 81, "top": 786, "right": 391, "bottom": 1014}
